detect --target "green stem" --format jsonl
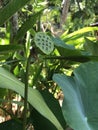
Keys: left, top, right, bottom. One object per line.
{"left": 44, "top": 56, "right": 90, "bottom": 62}
{"left": 23, "top": 56, "right": 31, "bottom": 130}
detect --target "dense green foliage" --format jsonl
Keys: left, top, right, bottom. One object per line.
{"left": 0, "top": 0, "right": 98, "bottom": 130}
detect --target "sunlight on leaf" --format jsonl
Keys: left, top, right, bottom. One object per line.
{"left": 61, "top": 27, "right": 98, "bottom": 45}
{"left": 0, "top": 67, "right": 63, "bottom": 130}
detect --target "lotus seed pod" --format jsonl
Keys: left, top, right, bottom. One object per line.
{"left": 34, "top": 32, "right": 54, "bottom": 55}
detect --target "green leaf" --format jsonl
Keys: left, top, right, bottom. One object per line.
{"left": 61, "top": 27, "right": 98, "bottom": 44}
{"left": 0, "top": 45, "right": 23, "bottom": 54}
{"left": 0, "top": 45, "right": 23, "bottom": 61}
{"left": 0, "top": 67, "right": 63, "bottom": 130}
{"left": 30, "top": 90, "right": 66, "bottom": 130}
{"left": 31, "top": 108, "right": 58, "bottom": 130}
{"left": 53, "top": 62, "right": 98, "bottom": 130}
{"left": 0, "top": 88, "right": 7, "bottom": 99}
{"left": 52, "top": 37, "right": 98, "bottom": 62}
{"left": 0, "top": 54, "right": 10, "bottom": 61}
{"left": 52, "top": 37, "right": 81, "bottom": 56}
{"left": 0, "top": 0, "right": 32, "bottom": 26}
{"left": 84, "top": 38, "right": 98, "bottom": 56}
{"left": 40, "top": 90, "right": 66, "bottom": 129}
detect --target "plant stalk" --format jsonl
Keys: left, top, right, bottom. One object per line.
{"left": 23, "top": 56, "right": 31, "bottom": 130}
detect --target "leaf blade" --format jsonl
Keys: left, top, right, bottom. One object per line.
{"left": 0, "top": 67, "right": 63, "bottom": 130}
{"left": 53, "top": 62, "right": 98, "bottom": 130}
{"left": 0, "top": 0, "right": 32, "bottom": 25}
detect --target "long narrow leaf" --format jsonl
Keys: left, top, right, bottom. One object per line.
{"left": 61, "top": 27, "right": 98, "bottom": 41}
{"left": 0, "top": 67, "right": 63, "bottom": 130}
{"left": 52, "top": 37, "right": 98, "bottom": 62}
{"left": 0, "top": 45, "right": 23, "bottom": 54}
{"left": 0, "top": 0, "right": 32, "bottom": 25}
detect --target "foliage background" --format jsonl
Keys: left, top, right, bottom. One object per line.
{"left": 0, "top": 0, "right": 98, "bottom": 130}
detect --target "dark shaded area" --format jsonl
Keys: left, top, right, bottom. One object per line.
{"left": 0, "top": 119, "right": 22, "bottom": 130}
{"left": 30, "top": 108, "right": 58, "bottom": 130}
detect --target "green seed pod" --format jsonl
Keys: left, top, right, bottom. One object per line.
{"left": 34, "top": 32, "right": 54, "bottom": 55}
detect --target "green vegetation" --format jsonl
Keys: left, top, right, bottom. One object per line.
{"left": 0, "top": 0, "right": 98, "bottom": 130}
